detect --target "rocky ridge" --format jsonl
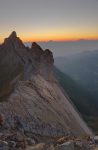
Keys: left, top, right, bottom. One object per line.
{"left": 0, "top": 32, "right": 93, "bottom": 143}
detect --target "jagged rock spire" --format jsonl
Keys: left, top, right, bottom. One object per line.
{"left": 31, "top": 42, "right": 43, "bottom": 51}
{"left": 30, "top": 42, "right": 44, "bottom": 59}
{"left": 4, "top": 31, "right": 17, "bottom": 43}
{"left": 9, "top": 31, "right": 17, "bottom": 39}
{"left": 1, "top": 31, "right": 54, "bottom": 78}
{"left": 3, "top": 31, "right": 25, "bottom": 49}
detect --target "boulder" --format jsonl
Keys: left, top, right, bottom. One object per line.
{"left": 26, "top": 137, "right": 36, "bottom": 146}
{"left": 75, "top": 140, "right": 90, "bottom": 150}
{"left": 26, "top": 143, "right": 46, "bottom": 150}
{"left": 8, "top": 141, "right": 16, "bottom": 148}
{"left": 94, "top": 136, "right": 98, "bottom": 143}
{"left": 0, "top": 140, "right": 8, "bottom": 150}
{"left": 56, "top": 141, "right": 74, "bottom": 150}
{"left": 26, "top": 143, "right": 55, "bottom": 150}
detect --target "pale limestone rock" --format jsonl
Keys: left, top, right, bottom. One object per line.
{"left": 56, "top": 141, "right": 74, "bottom": 150}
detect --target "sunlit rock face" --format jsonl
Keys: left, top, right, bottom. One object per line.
{"left": 0, "top": 31, "right": 93, "bottom": 137}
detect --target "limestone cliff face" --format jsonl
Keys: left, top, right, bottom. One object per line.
{"left": 0, "top": 32, "right": 93, "bottom": 136}
{"left": 39, "top": 49, "right": 54, "bottom": 79}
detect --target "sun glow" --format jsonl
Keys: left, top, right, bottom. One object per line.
{"left": 20, "top": 33, "right": 98, "bottom": 42}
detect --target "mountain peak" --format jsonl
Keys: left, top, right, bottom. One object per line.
{"left": 9, "top": 31, "right": 17, "bottom": 39}
{"left": 4, "top": 31, "right": 17, "bottom": 43}
{"left": 30, "top": 42, "right": 44, "bottom": 59}
{"left": 31, "top": 42, "right": 43, "bottom": 51}
{"left": 3, "top": 31, "right": 25, "bottom": 49}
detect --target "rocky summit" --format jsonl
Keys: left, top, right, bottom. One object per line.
{"left": 0, "top": 32, "right": 94, "bottom": 149}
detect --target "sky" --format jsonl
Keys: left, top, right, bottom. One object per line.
{"left": 0, "top": 0, "right": 98, "bottom": 43}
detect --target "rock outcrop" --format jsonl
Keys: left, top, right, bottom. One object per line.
{"left": 0, "top": 32, "right": 93, "bottom": 137}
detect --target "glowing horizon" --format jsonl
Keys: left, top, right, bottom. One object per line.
{"left": 0, "top": 31, "right": 98, "bottom": 43}
{"left": 0, "top": 0, "right": 98, "bottom": 43}
{"left": 0, "top": 36, "right": 98, "bottom": 43}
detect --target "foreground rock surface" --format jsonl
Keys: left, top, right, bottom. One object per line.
{"left": 0, "top": 129, "right": 96, "bottom": 150}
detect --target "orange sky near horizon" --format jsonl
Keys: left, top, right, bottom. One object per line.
{"left": 22, "top": 33, "right": 98, "bottom": 42}
{"left": 0, "top": 30, "right": 98, "bottom": 43}
{"left": 0, "top": 0, "right": 98, "bottom": 43}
